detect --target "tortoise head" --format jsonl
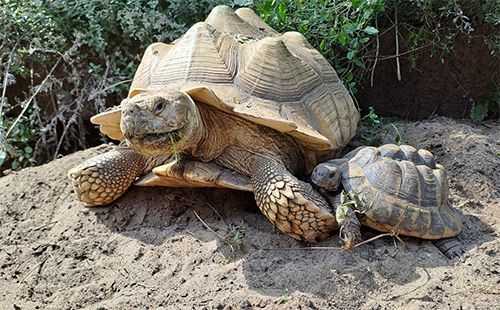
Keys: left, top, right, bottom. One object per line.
{"left": 120, "top": 90, "right": 203, "bottom": 157}
{"left": 310, "top": 161, "right": 342, "bottom": 192}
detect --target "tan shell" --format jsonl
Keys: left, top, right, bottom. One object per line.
{"left": 92, "top": 5, "right": 359, "bottom": 166}
{"left": 335, "top": 144, "right": 462, "bottom": 239}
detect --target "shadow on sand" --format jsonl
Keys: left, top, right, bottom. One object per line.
{"left": 91, "top": 186, "right": 496, "bottom": 299}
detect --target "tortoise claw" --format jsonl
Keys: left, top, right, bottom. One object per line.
{"left": 433, "top": 237, "right": 464, "bottom": 259}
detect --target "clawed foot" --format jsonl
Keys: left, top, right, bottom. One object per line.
{"left": 68, "top": 147, "right": 146, "bottom": 206}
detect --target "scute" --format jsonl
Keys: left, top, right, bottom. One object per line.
{"left": 91, "top": 5, "right": 359, "bottom": 168}
{"left": 339, "top": 145, "right": 462, "bottom": 239}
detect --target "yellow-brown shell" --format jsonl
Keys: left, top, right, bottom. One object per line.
{"left": 337, "top": 144, "right": 462, "bottom": 239}
{"left": 91, "top": 5, "right": 359, "bottom": 167}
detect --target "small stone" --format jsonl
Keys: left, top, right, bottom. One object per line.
{"left": 239, "top": 299, "right": 251, "bottom": 309}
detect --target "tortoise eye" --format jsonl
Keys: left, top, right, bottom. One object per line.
{"left": 154, "top": 101, "right": 165, "bottom": 114}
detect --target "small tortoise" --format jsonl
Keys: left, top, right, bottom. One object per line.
{"left": 311, "top": 144, "right": 463, "bottom": 257}
{"left": 68, "top": 6, "right": 359, "bottom": 243}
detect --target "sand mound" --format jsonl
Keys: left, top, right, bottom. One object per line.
{"left": 1, "top": 117, "right": 498, "bottom": 309}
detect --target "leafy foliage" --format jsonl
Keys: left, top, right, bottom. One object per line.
{"left": 354, "top": 107, "right": 407, "bottom": 147}
{"left": 0, "top": 0, "right": 239, "bottom": 171}
{"left": 0, "top": 109, "right": 37, "bottom": 169}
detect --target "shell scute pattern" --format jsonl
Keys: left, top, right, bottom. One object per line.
{"left": 339, "top": 145, "right": 462, "bottom": 239}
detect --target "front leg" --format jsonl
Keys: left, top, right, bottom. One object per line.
{"left": 68, "top": 146, "right": 147, "bottom": 206}
{"left": 251, "top": 158, "right": 338, "bottom": 243}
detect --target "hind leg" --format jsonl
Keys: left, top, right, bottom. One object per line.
{"left": 433, "top": 236, "right": 464, "bottom": 259}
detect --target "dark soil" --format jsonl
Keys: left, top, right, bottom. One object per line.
{"left": 357, "top": 26, "right": 500, "bottom": 119}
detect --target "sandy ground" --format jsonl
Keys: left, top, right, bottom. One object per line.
{"left": 0, "top": 116, "right": 498, "bottom": 309}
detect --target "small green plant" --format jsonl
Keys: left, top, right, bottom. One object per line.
{"left": 275, "top": 288, "right": 289, "bottom": 304}
{"left": 387, "top": 123, "right": 407, "bottom": 146}
{"left": 166, "top": 131, "right": 183, "bottom": 162}
{"left": 225, "top": 224, "right": 246, "bottom": 250}
{"left": 470, "top": 82, "right": 499, "bottom": 122}
{"left": 356, "top": 107, "right": 383, "bottom": 146}
{"left": 336, "top": 190, "right": 366, "bottom": 222}
{"left": 0, "top": 109, "right": 38, "bottom": 169}
{"left": 355, "top": 107, "right": 407, "bottom": 146}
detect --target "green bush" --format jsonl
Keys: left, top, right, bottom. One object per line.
{"left": 0, "top": 0, "right": 239, "bottom": 170}
{"left": 254, "top": 0, "right": 499, "bottom": 105}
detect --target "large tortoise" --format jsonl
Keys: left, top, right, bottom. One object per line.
{"left": 311, "top": 144, "right": 463, "bottom": 257}
{"left": 68, "top": 6, "right": 359, "bottom": 243}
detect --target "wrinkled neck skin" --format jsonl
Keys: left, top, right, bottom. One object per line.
{"left": 191, "top": 103, "right": 305, "bottom": 177}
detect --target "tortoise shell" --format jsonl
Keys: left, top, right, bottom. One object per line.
{"left": 333, "top": 144, "right": 462, "bottom": 239}
{"left": 91, "top": 5, "right": 359, "bottom": 169}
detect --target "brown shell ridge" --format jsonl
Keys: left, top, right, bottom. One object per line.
{"left": 185, "top": 86, "right": 300, "bottom": 134}
{"left": 205, "top": 5, "right": 272, "bottom": 39}
{"left": 128, "top": 42, "right": 173, "bottom": 97}
{"left": 416, "top": 165, "right": 441, "bottom": 207}
{"left": 363, "top": 157, "right": 450, "bottom": 207}
{"left": 147, "top": 23, "right": 236, "bottom": 88}
{"left": 278, "top": 31, "right": 355, "bottom": 146}
{"left": 280, "top": 32, "right": 340, "bottom": 83}
{"left": 235, "top": 8, "right": 279, "bottom": 36}
{"left": 237, "top": 37, "right": 321, "bottom": 102}
{"left": 279, "top": 32, "right": 358, "bottom": 144}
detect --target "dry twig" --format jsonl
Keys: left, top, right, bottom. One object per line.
{"left": 5, "top": 57, "right": 62, "bottom": 139}
{"left": 192, "top": 210, "right": 235, "bottom": 255}
{"left": 394, "top": 5, "right": 401, "bottom": 81}
{"left": 370, "top": 17, "right": 380, "bottom": 87}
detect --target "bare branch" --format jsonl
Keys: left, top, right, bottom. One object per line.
{"left": 5, "top": 57, "right": 62, "bottom": 139}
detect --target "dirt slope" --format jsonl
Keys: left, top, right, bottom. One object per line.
{"left": 0, "top": 117, "right": 498, "bottom": 309}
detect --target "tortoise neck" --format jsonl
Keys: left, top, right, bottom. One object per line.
{"left": 192, "top": 102, "right": 305, "bottom": 176}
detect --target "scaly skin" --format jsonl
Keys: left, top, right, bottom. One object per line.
{"left": 251, "top": 158, "right": 337, "bottom": 242}
{"left": 68, "top": 147, "right": 147, "bottom": 206}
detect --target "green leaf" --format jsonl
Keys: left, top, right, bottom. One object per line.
{"left": 363, "top": 26, "right": 379, "bottom": 35}
{"left": 11, "top": 160, "right": 19, "bottom": 170}
{"left": 24, "top": 146, "right": 33, "bottom": 154}
{"left": 278, "top": 2, "right": 287, "bottom": 20}
{"left": 351, "top": 0, "right": 362, "bottom": 9}
{"left": 0, "top": 150, "right": 6, "bottom": 167}
{"left": 470, "top": 103, "right": 489, "bottom": 122}
{"left": 353, "top": 58, "right": 365, "bottom": 69}
{"left": 347, "top": 50, "right": 355, "bottom": 60}
{"left": 319, "top": 39, "right": 326, "bottom": 50}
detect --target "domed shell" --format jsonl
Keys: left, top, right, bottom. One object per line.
{"left": 91, "top": 6, "right": 359, "bottom": 167}
{"left": 337, "top": 145, "right": 462, "bottom": 239}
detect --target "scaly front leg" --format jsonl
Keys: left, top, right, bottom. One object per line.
{"left": 68, "top": 146, "right": 147, "bottom": 206}
{"left": 251, "top": 157, "right": 338, "bottom": 243}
